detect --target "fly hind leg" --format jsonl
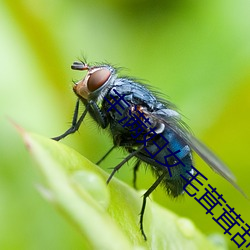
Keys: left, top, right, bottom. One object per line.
{"left": 140, "top": 172, "right": 166, "bottom": 240}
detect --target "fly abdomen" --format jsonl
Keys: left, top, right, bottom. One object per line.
{"left": 136, "top": 128, "right": 193, "bottom": 197}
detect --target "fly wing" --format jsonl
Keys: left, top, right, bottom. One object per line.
{"left": 150, "top": 110, "right": 247, "bottom": 198}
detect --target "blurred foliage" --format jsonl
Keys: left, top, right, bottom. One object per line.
{"left": 17, "top": 129, "right": 225, "bottom": 250}
{"left": 0, "top": 0, "right": 250, "bottom": 249}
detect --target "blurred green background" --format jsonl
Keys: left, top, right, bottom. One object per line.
{"left": 1, "top": 0, "right": 250, "bottom": 249}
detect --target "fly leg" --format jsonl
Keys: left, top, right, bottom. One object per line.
{"left": 52, "top": 99, "right": 88, "bottom": 141}
{"left": 140, "top": 172, "right": 166, "bottom": 240}
{"left": 133, "top": 160, "right": 141, "bottom": 189}
{"left": 89, "top": 100, "right": 107, "bottom": 129}
{"left": 96, "top": 145, "right": 116, "bottom": 165}
{"left": 107, "top": 145, "right": 144, "bottom": 184}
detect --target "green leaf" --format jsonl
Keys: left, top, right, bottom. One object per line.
{"left": 19, "top": 128, "right": 226, "bottom": 250}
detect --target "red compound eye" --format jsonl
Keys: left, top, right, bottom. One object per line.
{"left": 87, "top": 68, "right": 111, "bottom": 92}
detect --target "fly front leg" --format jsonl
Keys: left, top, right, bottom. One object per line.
{"left": 52, "top": 99, "right": 89, "bottom": 141}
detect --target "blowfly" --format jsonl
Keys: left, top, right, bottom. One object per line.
{"left": 52, "top": 60, "right": 245, "bottom": 240}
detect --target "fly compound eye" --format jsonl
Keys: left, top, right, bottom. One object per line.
{"left": 87, "top": 68, "right": 111, "bottom": 92}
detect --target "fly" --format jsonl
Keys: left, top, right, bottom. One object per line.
{"left": 52, "top": 60, "right": 246, "bottom": 240}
